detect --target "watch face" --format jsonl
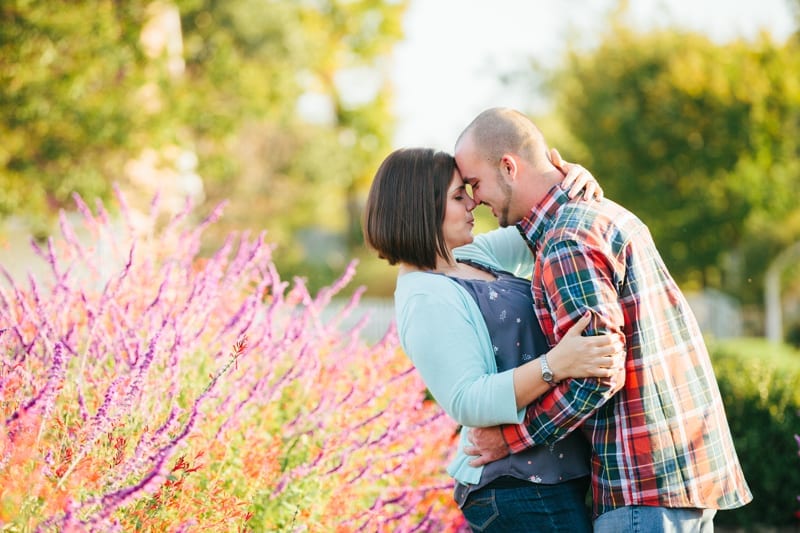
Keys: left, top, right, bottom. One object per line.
{"left": 542, "top": 370, "right": 554, "bottom": 383}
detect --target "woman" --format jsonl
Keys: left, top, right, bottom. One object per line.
{"left": 363, "top": 148, "right": 623, "bottom": 532}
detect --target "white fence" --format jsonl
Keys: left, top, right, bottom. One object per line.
{"left": 685, "top": 289, "right": 743, "bottom": 339}
{"left": 330, "top": 289, "right": 743, "bottom": 344}
{"left": 323, "top": 297, "right": 396, "bottom": 343}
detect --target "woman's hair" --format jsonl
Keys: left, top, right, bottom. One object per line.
{"left": 363, "top": 147, "right": 456, "bottom": 270}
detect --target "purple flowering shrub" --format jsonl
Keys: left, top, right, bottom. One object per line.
{"left": 0, "top": 191, "right": 465, "bottom": 531}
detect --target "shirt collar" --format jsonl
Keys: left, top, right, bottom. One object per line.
{"left": 516, "top": 183, "right": 570, "bottom": 246}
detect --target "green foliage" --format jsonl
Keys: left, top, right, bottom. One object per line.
{"left": 709, "top": 337, "right": 800, "bottom": 528}
{"left": 0, "top": 1, "right": 151, "bottom": 223}
{"left": 2, "top": 0, "right": 407, "bottom": 291}
{"left": 176, "top": 0, "right": 407, "bottom": 291}
{"left": 549, "top": 23, "right": 800, "bottom": 302}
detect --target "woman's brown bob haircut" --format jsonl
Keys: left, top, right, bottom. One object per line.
{"left": 363, "top": 148, "right": 456, "bottom": 270}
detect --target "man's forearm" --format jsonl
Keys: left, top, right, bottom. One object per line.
{"left": 503, "top": 375, "right": 618, "bottom": 452}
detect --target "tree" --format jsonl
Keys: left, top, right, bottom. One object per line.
{"left": 546, "top": 23, "right": 800, "bottom": 305}
{"left": 175, "top": 0, "right": 406, "bottom": 286}
{"left": 0, "top": 1, "right": 152, "bottom": 226}
{"left": 1, "top": 0, "right": 407, "bottom": 289}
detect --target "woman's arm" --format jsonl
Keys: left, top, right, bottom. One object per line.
{"left": 397, "top": 285, "right": 521, "bottom": 428}
{"left": 455, "top": 226, "right": 533, "bottom": 279}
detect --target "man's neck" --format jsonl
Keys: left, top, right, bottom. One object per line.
{"left": 517, "top": 168, "right": 563, "bottom": 219}
{"left": 518, "top": 181, "right": 569, "bottom": 239}
{"left": 540, "top": 168, "right": 565, "bottom": 191}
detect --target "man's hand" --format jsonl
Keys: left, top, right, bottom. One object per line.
{"left": 464, "top": 426, "right": 510, "bottom": 467}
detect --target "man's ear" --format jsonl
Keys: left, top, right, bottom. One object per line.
{"left": 501, "top": 154, "right": 518, "bottom": 180}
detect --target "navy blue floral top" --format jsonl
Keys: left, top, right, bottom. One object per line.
{"left": 446, "top": 260, "right": 590, "bottom": 507}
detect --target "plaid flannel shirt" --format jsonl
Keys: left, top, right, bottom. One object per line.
{"left": 503, "top": 185, "right": 752, "bottom": 517}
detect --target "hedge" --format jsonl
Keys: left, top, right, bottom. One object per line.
{"left": 709, "top": 337, "right": 800, "bottom": 529}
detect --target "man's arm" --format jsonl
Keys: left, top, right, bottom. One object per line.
{"left": 506, "top": 238, "right": 627, "bottom": 449}
{"left": 466, "top": 238, "right": 627, "bottom": 465}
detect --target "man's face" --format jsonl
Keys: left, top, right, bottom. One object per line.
{"left": 455, "top": 137, "right": 514, "bottom": 227}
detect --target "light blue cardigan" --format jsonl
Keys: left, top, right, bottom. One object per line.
{"left": 394, "top": 226, "right": 535, "bottom": 485}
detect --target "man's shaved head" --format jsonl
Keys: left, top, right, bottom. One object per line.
{"left": 456, "top": 107, "right": 550, "bottom": 169}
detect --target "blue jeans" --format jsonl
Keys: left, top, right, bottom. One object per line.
{"left": 461, "top": 476, "right": 591, "bottom": 532}
{"left": 593, "top": 506, "right": 717, "bottom": 533}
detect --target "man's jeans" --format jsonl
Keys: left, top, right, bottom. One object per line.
{"left": 593, "top": 505, "right": 717, "bottom": 533}
{"left": 461, "top": 476, "right": 591, "bottom": 532}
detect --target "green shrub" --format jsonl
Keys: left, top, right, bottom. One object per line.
{"left": 709, "top": 337, "right": 800, "bottom": 529}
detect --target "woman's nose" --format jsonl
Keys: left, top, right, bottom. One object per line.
{"left": 466, "top": 197, "right": 477, "bottom": 211}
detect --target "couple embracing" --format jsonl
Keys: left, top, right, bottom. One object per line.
{"left": 363, "top": 108, "right": 751, "bottom": 532}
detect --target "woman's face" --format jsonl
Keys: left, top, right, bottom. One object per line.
{"left": 442, "top": 169, "right": 477, "bottom": 251}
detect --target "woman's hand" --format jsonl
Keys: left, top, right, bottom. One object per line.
{"left": 546, "top": 312, "right": 624, "bottom": 382}
{"left": 550, "top": 148, "right": 603, "bottom": 201}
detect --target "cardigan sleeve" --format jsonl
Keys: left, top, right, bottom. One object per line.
{"left": 454, "top": 226, "right": 533, "bottom": 279}
{"left": 395, "top": 276, "right": 523, "bottom": 428}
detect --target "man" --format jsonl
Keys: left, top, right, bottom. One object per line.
{"left": 453, "top": 107, "right": 751, "bottom": 532}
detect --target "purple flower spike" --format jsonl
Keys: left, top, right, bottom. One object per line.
{"left": 1, "top": 190, "right": 462, "bottom": 531}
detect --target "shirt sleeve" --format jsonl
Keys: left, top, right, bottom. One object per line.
{"left": 397, "top": 286, "right": 524, "bottom": 428}
{"left": 503, "top": 239, "right": 628, "bottom": 452}
{"left": 454, "top": 226, "right": 534, "bottom": 279}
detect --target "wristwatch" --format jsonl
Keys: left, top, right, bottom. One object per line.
{"left": 541, "top": 354, "right": 556, "bottom": 385}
